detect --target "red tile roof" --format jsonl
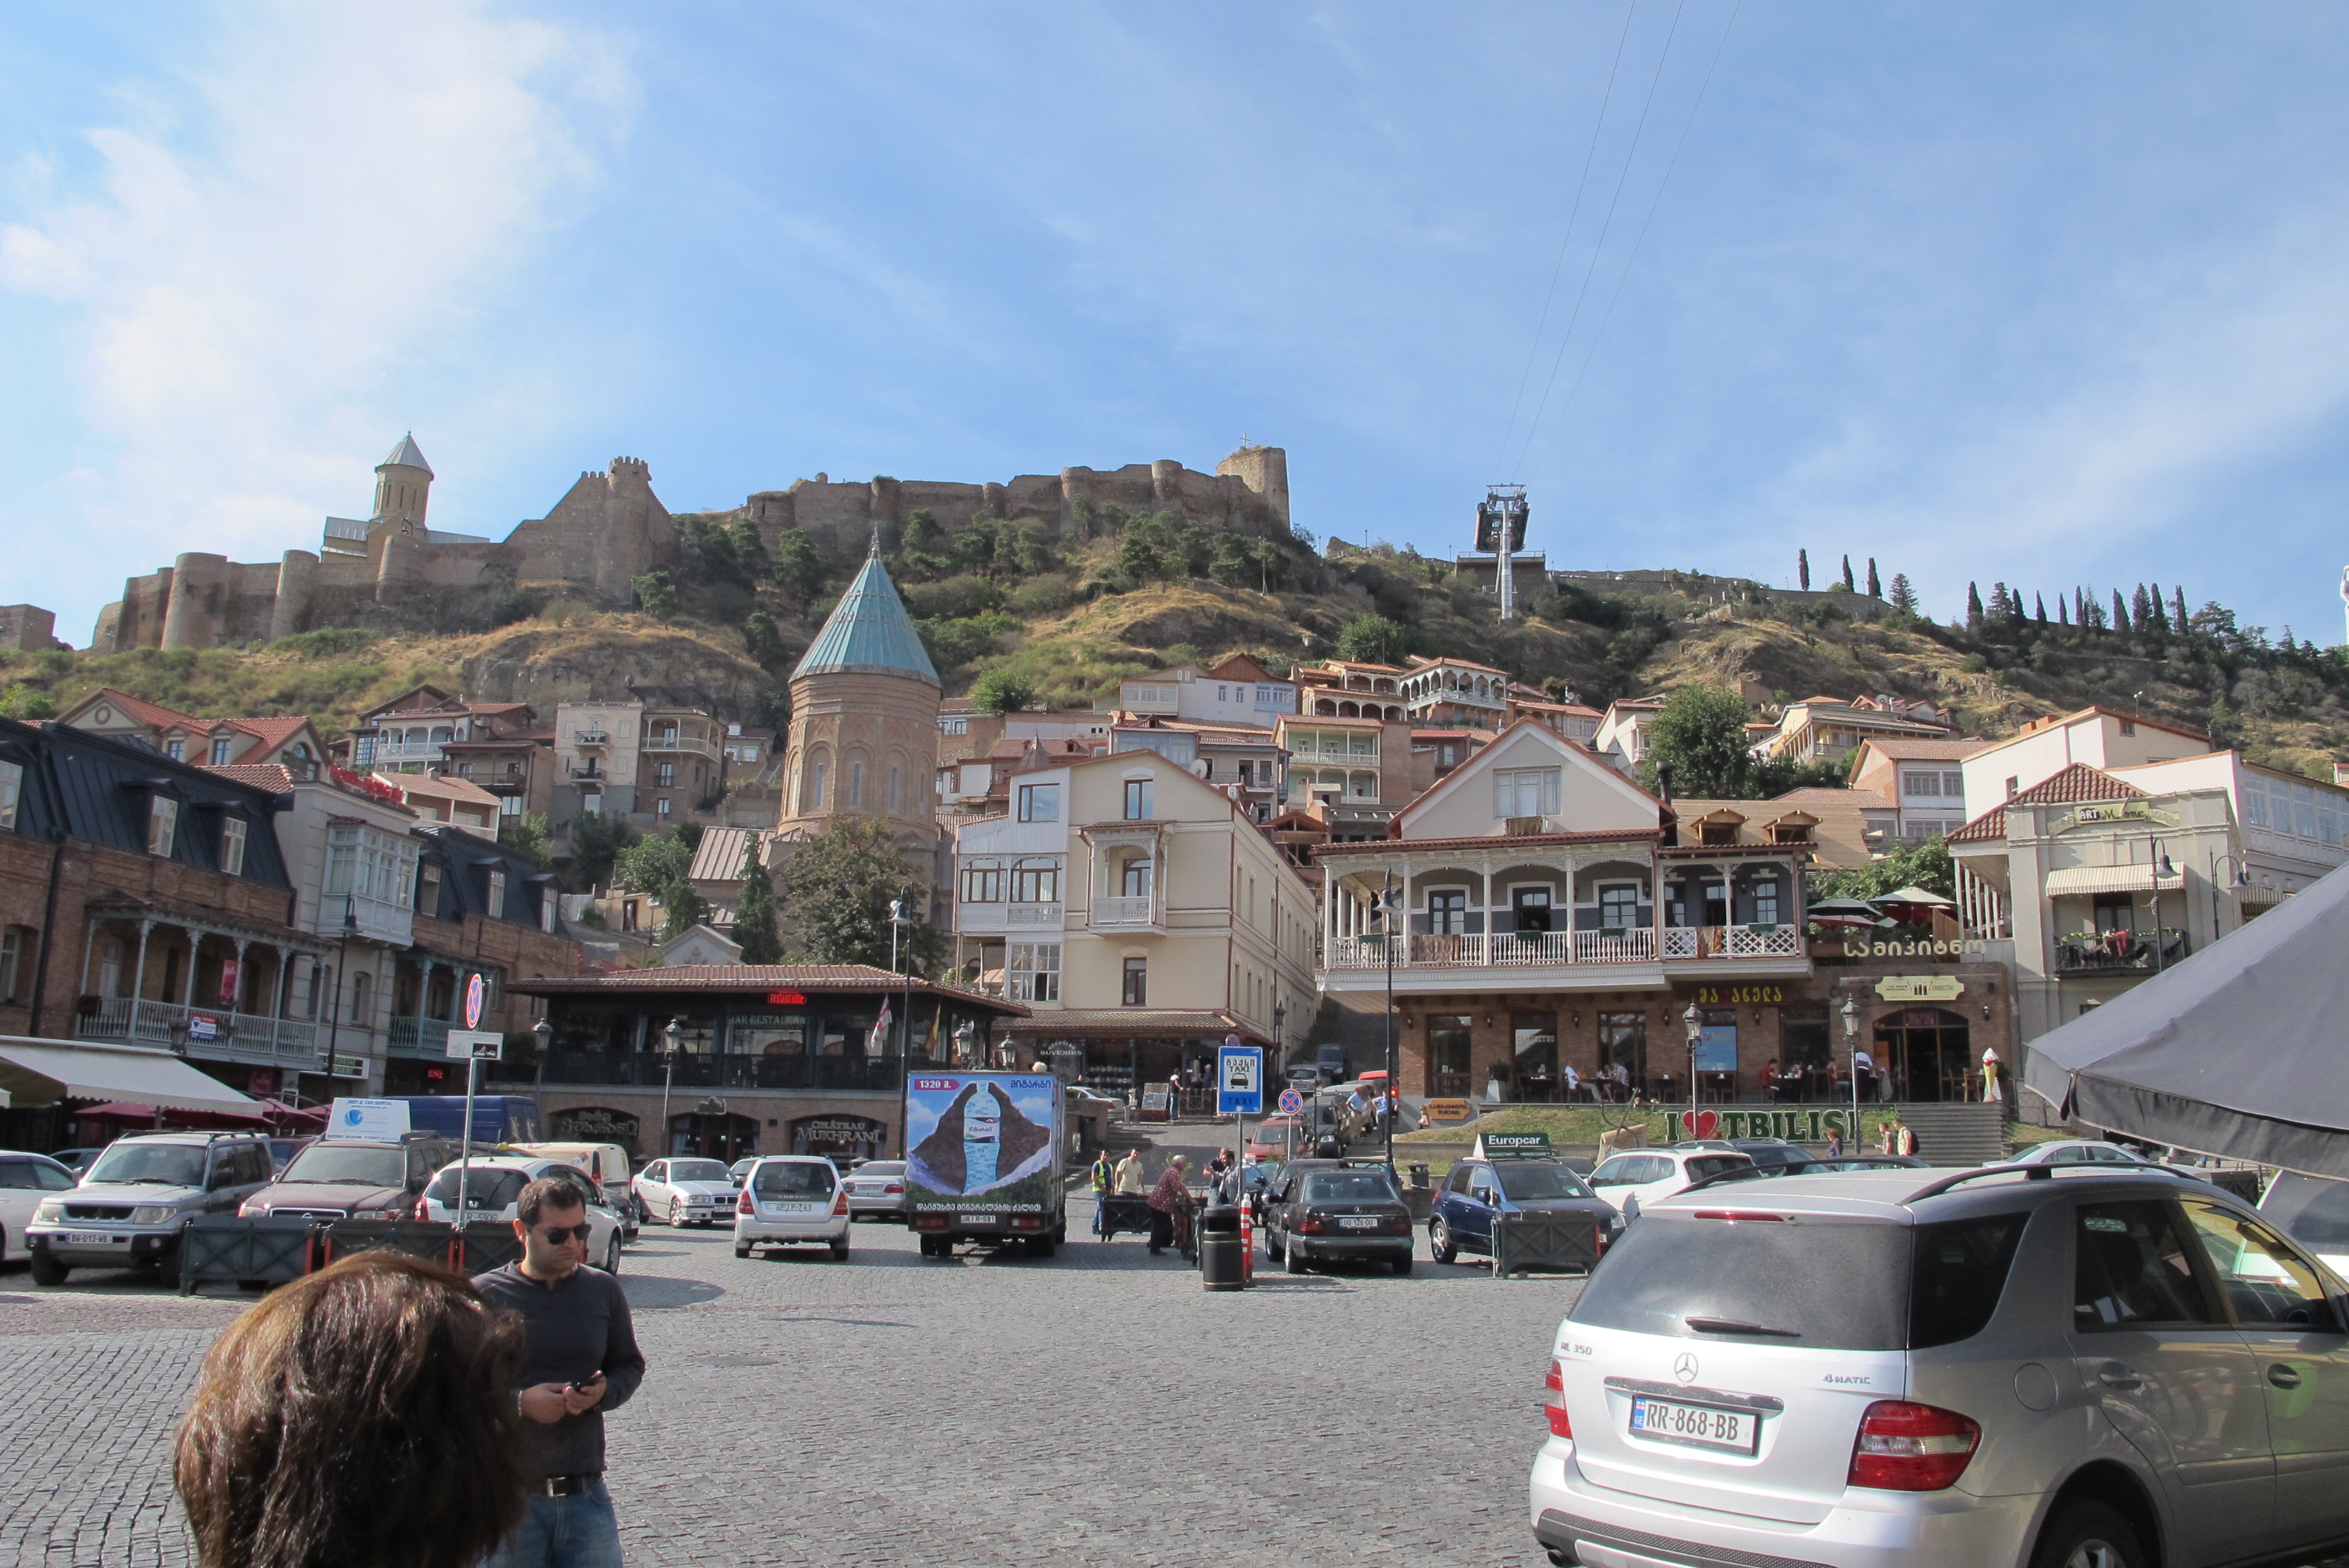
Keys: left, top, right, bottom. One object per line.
{"left": 1947, "top": 807, "right": 2007, "bottom": 846}
{"left": 510, "top": 964, "right": 1027, "bottom": 1011}
{"left": 1853, "top": 737, "right": 1992, "bottom": 761}
{"left": 204, "top": 763, "right": 298, "bottom": 793}
{"left": 2011, "top": 763, "right": 2147, "bottom": 806}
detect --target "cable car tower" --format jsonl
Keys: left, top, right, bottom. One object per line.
{"left": 1476, "top": 485, "right": 1531, "bottom": 621}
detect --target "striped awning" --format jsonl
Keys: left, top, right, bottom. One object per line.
{"left": 2044, "top": 865, "right": 2171, "bottom": 897}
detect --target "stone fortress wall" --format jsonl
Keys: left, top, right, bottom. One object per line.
{"left": 86, "top": 442, "right": 1288, "bottom": 653}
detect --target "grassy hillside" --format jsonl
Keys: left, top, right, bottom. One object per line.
{"left": 5, "top": 510, "right": 2342, "bottom": 787}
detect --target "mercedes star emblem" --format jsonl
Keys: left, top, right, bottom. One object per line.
{"left": 1673, "top": 1352, "right": 1699, "bottom": 1385}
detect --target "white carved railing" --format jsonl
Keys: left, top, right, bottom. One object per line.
{"left": 1005, "top": 903, "right": 1064, "bottom": 927}
{"left": 1724, "top": 924, "right": 1802, "bottom": 957}
{"left": 76, "top": 998, "right": 323, "bottom": 1063}
{"left": 1661, "top": 927, "right": 1704, "bottom": 959}
{"left": 1408, "top": 932, "right": 1483, "bottom": 966}
{"left": 1573, "top": 927, "right": 1656, "bottom": 963}
{"left": 1090, "top": 896, "right": 1155, "bottom": 927}
{"left": 1491, "top": 930, "right": 1574, "bottom": 966}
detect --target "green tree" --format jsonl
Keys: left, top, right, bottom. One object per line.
{"left": 1865, "top": 558, "right": 1882, "bottom": 598}
{"left": 1965, "top": 582, "right": 1984, "bottom": 631}
{"left": 0, "top": 682, "right": 58, "bottom": 720}
{"left": 1886, "top": 573, "right": 1919, "bottom": 615}
{"left": 566, "top": 813, "right": 638, "bottom": 891}
{"left": 1811, "top": 835, "right": 1954, "bottom": 903}
{"left": 1798, "top": 549, "right": 1810, "bottom": 590}
{"left": 616, "top": 832, "right": 695, "bottom": 901}
{"left": 1336, "top": 613, "right": 1411, "bottom": 665}
{"left": 498, "top": 812, "right": 551, "bottom": 870}
{"left": 2112, "top": 588, "right": 2130, "bottom": 634}
{"left": 733, "top": 832, "right": 782, "bottom": 963}
{"left": 772, "top": 529, "right": 826, "bottom": 611}
{"left": 1839, "top": 555, "right": 1855, "bottom": 591}
{"left": 773, "top": 817, "right": 946, "bottom": 972}
{"left": 2035, "top": 591, "right": 2048, "bottom": 626}
{"left": 661, "top": 881, "right": 710, "bottom": 940}
{"left": 1637, "top": 685, "right": 1756, "bottom": 799}
{"left": 743, "top": 611, "right": 791, "bottom": 671}
{"left": 1208, "top": 535, "right": 1254, "bottom": 588}
{"left": 969, "top": 666, "right": 1039, "bottom": 716}
{"left": 633, "top": 570, "right": 678, "bottom": 620}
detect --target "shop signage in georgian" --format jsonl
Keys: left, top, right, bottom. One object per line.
{"left": 1839, "top": 937, "right": 1988, "bottom": 959}
{"left": 1875, "top": 974, "right": 1966, "bottom": 1003}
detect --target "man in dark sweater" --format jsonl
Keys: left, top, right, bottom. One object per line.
{"left": 476, "top": 1173, "right": 646, "bottom": 1568}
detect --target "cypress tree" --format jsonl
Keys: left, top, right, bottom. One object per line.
{"left": 2075, "top": 587, "right": 2089, "bottom": 627}
{"left": 2035, "top": 591, "right": 2048, "bottom": 625}
{"left": 734, "top": 832, "right": 782, "bottom": 963}
{"left": 2148, "top": 583, "right": 2169, "bottom": 633}
{"left": 1841, "top": 554, "right": 1856, "bottom": 591}
{"left": 1965, "top": 581, "right": 1984, "bottom": 631}
{"left": 2059, "top": 595, "right": 2070, "bottom": 626}
{"left": 2112, "top": 588, "right": 2130, "bottom": 633}
{"left": 2131, "top": 584, "right": 2152, "bottom": 629}
{"left": 1866, "top": 558, "right": 1882, "bottom": 598}
{"left": 1798, "top": 549, "right": 1810, "bottom": 591}
{"left": 2173, "top": 585, "right": 2188, "bottom": 633}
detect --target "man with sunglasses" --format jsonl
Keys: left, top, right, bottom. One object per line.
{"left": 475, "top": 1173, "right": 646, "bottom": 1568}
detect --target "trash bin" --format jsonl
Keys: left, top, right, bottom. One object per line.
{"left": 1199, "top": 1204, "right": 1246, "bottom": 1291}
{"left": 1406, "top": 1163, "right": 1430, "bottom": 1189}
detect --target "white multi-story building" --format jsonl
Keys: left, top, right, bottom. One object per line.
{"left": 1115, "top": 654, "right": 1298, "bottom": 730}
{"left": 1398, "top": 656, "right": 1511, "bottom": 729}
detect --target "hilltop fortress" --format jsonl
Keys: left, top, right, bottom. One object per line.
{"left": 88, "top": 437, "right": 1290, "bottom": 652}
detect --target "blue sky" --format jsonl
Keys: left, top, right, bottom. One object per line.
{"left": 6, "top": 3, "right": 2349, "bottom": 648}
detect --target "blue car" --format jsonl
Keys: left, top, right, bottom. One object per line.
{"left": 1427, "top": 1157, "right": 1618, "bottom": 1267}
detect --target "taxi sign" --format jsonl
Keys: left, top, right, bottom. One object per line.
{"left": 1471, "top": 1131, "right": 1553, "bottom": 1160}
{"left": 1276, "top": 1087, "right": 1305, "bottom": 1116}
{"left": 1217, "top": 1044, "right": 1264, "bottom": 1116}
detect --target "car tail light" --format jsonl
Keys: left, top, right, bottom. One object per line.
{"left": 415, "top": 1196, "right": 430, "bottom": 1221}
{"left": 1542, "top": 1359, "right": 1573, "bottom": 1439}
{"left": 1299, "top": 1213, "right": 1325, "bottom": 1235}
{"left": 1011, "top": 1215, "right": 1042, "bottom": 1230}
{"left": 1848, "top": 1400, "right": 1979, "bottom": 1490}
{"left": 883, "top": 1183, "right": 903, "bottom": 1194}
{"left": 832, "top": 1190, "right": 849, "bottom": 1216}
{"left": 738, "top": 1189, "right": 754, "bottom": 1214}
{"left": 1692, "top": 1211, "right": 1790, "bottom": 1223}
{"left": 914, "top": 1214, "right": 947, "bottom": 1231}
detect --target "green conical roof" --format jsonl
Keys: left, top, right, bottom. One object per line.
{"left": 791, "top": 545, "right": 939, "bottom": 686}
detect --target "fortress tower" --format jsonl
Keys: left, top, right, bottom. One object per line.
{"left": 772, "top": 538, "right": 943, "bottom": 890}
{"left": 372, "top": 434, "right": 433, "bottom": 528}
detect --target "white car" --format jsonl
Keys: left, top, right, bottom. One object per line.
{"left": 0, "top": 1151, "right": 78, "bottom": 1264}
{"left": 733, "top": 1157, "right": 851, "bottom": 1260}
{"left": 420, "top": 1156, "right": 627, "bottom": 1274}
{"left": 1583, "top": 1147, "right": 1755, "bottom": 1219}
{"left": 632, "top": 1157, "right": 738, "bottom": 1228}
{"left": 2007, "top": 1138, "right": 2166, "bottom": 1169}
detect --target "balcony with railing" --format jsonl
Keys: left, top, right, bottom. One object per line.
{"left": 2055, "top": 927, "right": 2189, "bottom": 976}
{"left": 640, "top": 728, "right": 720, "bottom": 761}
{"left": 75, "top": 997, "right": 322, "bottom": 1067}
{"left": 958, "top": 901, "right": 1066, "bottom": 934}
{"left": 525, "top": 1048, "right": 904, "bottom": 1093}
{"left": 1323, "top": 921, "right": 1799, "bottom": 974}
{"left": 323, "top": 892, "right": 413, "bottom": 947}
{"left": 387, "top": 1016, "right": 452, "bottom": 1059}
{"left": 1089, "top": 895, "right": 1157, "bottom": 930}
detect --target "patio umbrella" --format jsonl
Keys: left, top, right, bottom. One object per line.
{"left": 1877, "top": 887, "right": 1955, "bottom": 908}
{"left": 1806, "top": 897, "right": 1884, "bottom": 929}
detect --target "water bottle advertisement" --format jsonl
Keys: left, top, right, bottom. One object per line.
{"left": 903, "top": 1074, "right": 1060, "bottom": 1209}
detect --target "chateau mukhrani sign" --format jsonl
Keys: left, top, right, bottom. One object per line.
{"left": 2050, "top": 801, "right": 2175, "bottom": 834}
{"left": 1874, "top": 974, "right": 1967, "bottom": 1003}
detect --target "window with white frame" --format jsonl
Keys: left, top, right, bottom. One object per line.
{"left": 656, "top": 797, "right": 672, "bottom": 817}
{"left": 0, "top": 759, "right": 20, "bottom": 830}
{"left": 148, "top": 797, "right": 179, "bottom": 857}
{"left": 1599, "top": 883, "right": 1641, "bottom": 927}
{"left": 1124, "top": 778, "right": 1154, "bottom": 820}
{"left": 581, "top": 791, "right": 603, "bottom": 816}
{"left": 1751, "top": 877, "right": 1783, "bottom": 926}
{"left": 1017, "top": 782, "right": 1059, "bottom": 822}
{"left": 1009, "top": 942, "right": 1061, "bottom": 1003}
{"left": 1494, "top": 767, "right": 1561, "bottom": 817}
{"left": 325, "top": 824, "right": 416, "bottom": 909}
{"left": 1902, "top": 771, "right": 1942, "bottom": 797}
{"left": 1942, "top": 771, "right": 1965, "bottom": 796}
{"left": 1012, "top": 859, "right": 1061, "bottom": 903}
{"left": 500, "top": 795, "right": 522, "bottom": 817}
{"left": 486, "top": 870, "right": 507, "bottom": 918}
{"left": 219, "top": 817, "right": 248, "bottom": 877}
{"left": 209, "top": 737, "right": 232, "bottom": 766}
{"left": 0, "top": 925, "right": 20, "bottom": 1002}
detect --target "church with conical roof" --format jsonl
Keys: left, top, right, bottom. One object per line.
{"left": 771, "top": 539, "right": 945, "bottom": 894}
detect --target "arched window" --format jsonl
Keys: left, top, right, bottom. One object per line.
{"left": 1119, "top": 856, "right": 1153, "bottom": 897}
{"left": 803, "top": 747, "right": 831, "bottom": 813}
{"left": 849, "top": 759, "right": 865, "bottom": 808}
{"left": 887, "top": 762, "right": 903, "bottom": 812}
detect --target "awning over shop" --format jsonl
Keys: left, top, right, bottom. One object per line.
{"left": 0, "top": 1037, "right": 264, "bottom": 1118}
{"left": 2043, "top": 865, "right": 2169, "bottom": 897}
{"left": 2024, "top": 860, "right": 2349, "bottom": 1177}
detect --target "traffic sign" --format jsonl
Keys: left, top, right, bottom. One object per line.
{"left": 1276, "top": 1087, "right": 1304, "bottom": 1116}
{"left": 445, "top": 1029, "right": 503, "bottom": 1061}
{"left": 462, "top": 972, "right": 488, "bottom": 1029}
{"left": 1217, "top": 1044, "right": 1264, "bottom": 1116}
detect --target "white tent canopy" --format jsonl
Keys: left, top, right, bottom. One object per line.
{"left": 0, "top": 1038, "right": 263, "bottom": 1118}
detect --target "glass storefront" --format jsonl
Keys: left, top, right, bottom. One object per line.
{"left": 1426, "top": 1013, "right": 1472, "bottom": 1098}
{"left": 1512, "top": 1012, "right": 1558, "bottom": 1101}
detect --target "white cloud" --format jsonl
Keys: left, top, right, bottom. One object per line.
{"left": 1, "top": 2, "right": 631, "bottom": 637}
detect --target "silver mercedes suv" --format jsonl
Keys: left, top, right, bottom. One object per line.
{"left": 1532, "top": 1164, "right": 2349, "bottom": 1568}
{"left": 25, "top": 1131, "right": 274, "bottom": 1289}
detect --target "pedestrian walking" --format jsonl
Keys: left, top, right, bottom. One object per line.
{"left": 1852, "top": 1048, "right": 1874, "bottom": 1104}
{"left": 1823, "top": 1128, "right": 1844, "bottom": 1159}
{"left": 1115, "top": 1148, "right": 1145, "bottom": 1194}
{"left": 1761, "top": 1058, "right": 1779, "bottom": 1103}
{"left": 1089, "top": 1149, "right": 1114, "bottom": 1234}
{"left": 176, "top": 1252, "right": 528, "bottom": 1568}
{"left": 475, "top": 1173, "right": 646, "bottom": 1568}
{"left": 1146, "top": 1155, "right": 1190, "bottom": 1255}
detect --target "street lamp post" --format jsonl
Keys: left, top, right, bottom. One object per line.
{"left": 1379, "top": 876, "right": 1398, "bottom": 1172}
{"left": 1682, "top": 1001, "right": 1703, "bottom": 1137}
{"left": 888, "top": 897, "right": 914, "bottom": 1065}
{"left": 531, "top": 1015, "right": 552, "bottom": 1093}
{"left": 1840, "top": 993, "right": 1860, "bottom": 1138}
{"left": 659, "top": 1017, "right": 682, "bottom": 1158}
{"left": 2146, "top": 838, "right": 2178, "bottom": 972}
{"left": 2210, "top": 852, "right": 2251, "bottom": 941}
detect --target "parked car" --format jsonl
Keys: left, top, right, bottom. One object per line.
{"left": 2006, "top": 1138, "right": 2169, "bottom": 1169}
{"left": 632, "top": 1157, "right": 738, "bottom": 1227}
{"left": 23, "top": 1131, "right": 275, "bottom": 1289}
{"left": 727, "top": 1158, "right": 758, "bottom": 1188}
{"left": 264, "top": 1136, "right": 315, "bottom": 1174}
{"left": 1065, "top": 1085, "right": 1123, "bottom": 1117}
{"left": 1680, "top": 1153, "right": 1935, "bottom": 1194}
{"left": 1245, "top": 1115, "right": 1307, "bottom": 1161}
{"left": 420, "top": 1156, "right": 626, "bottom": 1274}
{"left": 1263, "top": 1163, "right": 1413, "bottom": 1274}
{"left": 506, "top": 1141, "right": 636, "bottom": 1240}
{"left": 1532, "top": 1163, "right": 2349, "bottom": 1568}
{"left": 841, "top": 1159, "right": 909, "bottom": 1223}
{"left": 733, "top": 1156, "right": 851, "bottom": 1260}
{"left": 1725, "top": 1137, "right": 1807, "bottom": 1172}
{"left": 0, "top": 1151, "right": 79, "bottom": 1264}
{"left": 2258, "top": 1170, "right": 2349, "bottom": 1280}
{"left": 1583, "top": 1148, "right": 1754, "bottom": 1220}
{"left": 239, "top": 1133, "right": 460, "bottom": 1222}
{"left": 1428, "top": 1157, "right": 1619, "bottom": 1266}
{"left": 48, "top": 1148, "right": 103, "bottom": 1176}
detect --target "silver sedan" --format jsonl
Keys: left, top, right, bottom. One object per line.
{"left": 841, "top": 1160, "right": 908, "bottom": 1223}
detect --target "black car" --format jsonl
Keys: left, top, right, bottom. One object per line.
{"left": 1261, "top": 1159, "right": 1412, "bottom": 1274}
{"left": 1428, "top": 1157, "right": 1617, "bottom": 1266}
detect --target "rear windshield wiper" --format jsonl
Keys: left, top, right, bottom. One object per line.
{"left": 1684, "top": 1316, "right": 1801, "bottom": 1338}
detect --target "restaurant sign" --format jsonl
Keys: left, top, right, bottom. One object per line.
{"left": 1875, "top": 974, "right": 1966, "bottom": 1003}
{"left": 2050, "top": 801, "right": 2175, "bottom": 835}
{"left": 1839, "top": 937, "right": 1989, "bottom": 959}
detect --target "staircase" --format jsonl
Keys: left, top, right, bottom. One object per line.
{"left": 1894, "top": 1103, "right": 2010, "bottom": 1167}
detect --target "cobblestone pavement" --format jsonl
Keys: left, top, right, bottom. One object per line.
{"left": 0, "top": 1200, "right": 1575, "bottom": 1568}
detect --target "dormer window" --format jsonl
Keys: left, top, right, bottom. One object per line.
{"left": 148, "top": 797, "right": 179, "bottom": 857}
{"left": 165, "top": 739, "right": 185, "bottom": 762}
{"left": 487, "top": 869, "right": 507, "bottom": 918}
{"left": 219, "top": 817, "right": 249, "bottom": 877}
{"left": 209, "top": 737, "right": 233, "bottom": 766}
{"left": 0, "top": 759, "right": 20, "bottom": 830}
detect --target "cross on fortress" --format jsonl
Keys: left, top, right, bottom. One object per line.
{"left": 87, "top": 439, "right": 1290, "bottom": 653}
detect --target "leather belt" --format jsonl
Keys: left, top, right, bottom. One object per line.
{"left": 539, "top": 1474, "right": 599, "bottom": 1497}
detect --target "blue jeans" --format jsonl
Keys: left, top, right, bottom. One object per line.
{"left": 484, "top": 1478, "right": 624, "bottom": 1568}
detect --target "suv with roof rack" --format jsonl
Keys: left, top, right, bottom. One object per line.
{"left": 1532, "top": 1162, "right": 2349, "bottom": 1568}
{"left": 26, "top": 1131, "right": 274, "bottom": 1289}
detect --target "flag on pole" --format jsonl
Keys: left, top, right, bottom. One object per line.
{"left": 872, "top": 999, "right": 893, "bottom": 1049}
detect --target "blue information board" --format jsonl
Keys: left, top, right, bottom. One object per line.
{"left": 1217, "top": 1045, "right": 1265, "bottom": 1116}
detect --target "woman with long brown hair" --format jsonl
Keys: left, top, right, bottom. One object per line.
{"left": 175, "top": 1252, "right": 529, "bottom": 1568}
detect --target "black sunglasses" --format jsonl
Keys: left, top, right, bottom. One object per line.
{"left": 536, "top": 1223, "right": 594, "bottom": 1244}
